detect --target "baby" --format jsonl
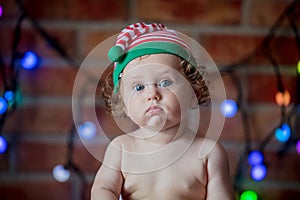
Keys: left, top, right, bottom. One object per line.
{"left": 91, "top": 22, "right": 235, "bottom": 200}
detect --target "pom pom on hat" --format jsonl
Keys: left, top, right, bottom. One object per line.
{"left": 108, "top": 46, "right": 125, "bottom": 62}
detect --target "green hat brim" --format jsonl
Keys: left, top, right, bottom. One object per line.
{"left": 112, "top": 42, "right": 195, "bottom": 90}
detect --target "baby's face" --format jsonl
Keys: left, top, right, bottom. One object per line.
{"left": 119, "top": 54, "right": 195, "bottom": 131}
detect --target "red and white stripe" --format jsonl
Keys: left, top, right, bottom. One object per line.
{"left": 113, "top": 23, "right": 190, "bottom": 52}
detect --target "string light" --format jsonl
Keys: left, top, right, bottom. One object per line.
{"left": 275, "top": 123, "right": 291, "bottom": 142}
{"left": 20, "top": 51, "right": 39, "bottom": 70}
{"left": 296, "top": 140, "right": 300, "bottom": 155}
{"left": 0, "top": 0, "right": 298, "bottom": 199}
{"left": 275, "top": 90, "right": 291, "bottom": 106}
{"left": 0, "top": 5, "right": 3, "bottom": 17}
{"left": 0, "top": 136, "right": 8, "bottom": 154}
{"left": 4, "top": 91, "right": 14, "bottom": 102}
{"left": 78, "top": 121, "right": 96, "bottom": 140}
{"left": 4, "top": 90, "right": 16, "bottom": 107}
{"left": 250, "top": 163, "right": 267, "bottom": 181}
{"left": 52, "top": 164, "right": 70, "bottom": 182}
{"left": 240, "top": 190, "right": 258, "bottom": 200}
{"left": 220, "top": 99, "right": 238, "bottom": 118}
{"left": 0, "top": 97, "right": 8, "bottom": 115}
{"left": 248, "top": 150, "right": 264, "bottom": 166}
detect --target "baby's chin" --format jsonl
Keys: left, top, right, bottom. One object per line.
{"left": 145, "top": 114, "right": 167, "bottom": 129}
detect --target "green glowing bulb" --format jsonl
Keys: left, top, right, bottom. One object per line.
{"left": 240, "top": 190, "right": 258, "bottom": 200}
{"left": 297, "top": 60, "right": 300, "bottom": 75}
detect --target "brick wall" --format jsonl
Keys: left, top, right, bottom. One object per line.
{"left": 0, "top": 0, "right": 300, "bottom": 199}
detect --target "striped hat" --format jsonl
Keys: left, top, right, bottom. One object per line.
{"left": 108, "top": 22, "right": 194, "bottom": 87}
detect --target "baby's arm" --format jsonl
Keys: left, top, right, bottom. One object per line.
{"left": 206, "top": 143, "right": 235, "bottom": 200}
{"left": 91, "top": 141, "right": 123, "bottom": 200}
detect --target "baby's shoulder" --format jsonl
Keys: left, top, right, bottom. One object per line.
{"left": 192, "top": 137, "right": 226, "bottom": 160}
{"left": 110, "top": 132, "right": 137, "bottom": 151}
{"left": 111, "top": 133, "right": 133, "bottom": 146}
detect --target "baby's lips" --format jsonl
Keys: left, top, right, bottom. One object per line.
{"left": 146, "top": 105, "right": 163, "bottom": 115}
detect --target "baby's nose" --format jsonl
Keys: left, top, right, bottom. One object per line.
{"left": 146, "top": 85, "right": 161, "bottom": 101}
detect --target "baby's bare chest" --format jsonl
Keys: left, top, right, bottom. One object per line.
{"left": 122, "top": 156, "right": 207, "bottom": 200}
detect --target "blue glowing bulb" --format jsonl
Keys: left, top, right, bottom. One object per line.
{"left": 248, "top": 150, "right": 264, "bottom": 166}
{"left": 275, "top": 123, "right": 291, "bottom": 142}
{"left": 251, "top": 163, "right": 267, "bottom": 181}
{"left": 4, "top": 91, "right": 15, "bottom": 102}
{"left": 0, "top": 136, "right": 8, "bottom": 154}
{"left": 220, "top": 99, "right": 238, "bottom": 118}
{"left": 20, "top": 51, "right": 39, "bottom": 70}
{"left": 0, "top": 97, "right": 8, "bottom": 115}
{"left": 52, "top": 165, "right": 70, "bottom": 182}
{"left": 78, "top": 121, "right": 97, "bottom": 140}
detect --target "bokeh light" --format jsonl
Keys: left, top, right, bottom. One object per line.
{"left": 78, "top": 121, "right": 97, "bottom": 140}
{"left": 275, "top": 123, "right": 291, "bottom": 142}
{"left": 4, "top": 91, "right": 14, "bottom": 102}
{"left": 52, "top": 164, "right": 70, "bottom": 182}
{"left": 0, "top": 5, "right": 3, "bottom": 17}
{"left": 251, "top": 163, "right": 267, "bottom": 181}
{"left": 248, "top": 150, "right": 264, "bottom": 166}
{"left": 275, "top": 90, "right": 291, "bottom": 107}
{"left": 220, "top": 99, "right": 238, "bottom": 118}
{"left": 296, "top": 140, "right": 300, "bottom": 155}
{"left": 0, "top": 97, "right": 8, "bottom": 115}
{"left": 20, "top": 51, "right": 39, "bottom": 70}
{"left": 0, "top": 136, "right": 8, "bottom": 154}
{"left": 240, "top": 190, "right": 258, "bottom": 200}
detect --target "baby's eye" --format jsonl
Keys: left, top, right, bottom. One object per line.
{"left": 134, "top": 84, "right": 145, "bottom": 91}
{"left": 159, "top": 80, "right": 172, "bottom": 87}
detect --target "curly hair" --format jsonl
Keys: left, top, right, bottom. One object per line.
{"left": 101, "top": 58, "right": 210, "bottom": 116}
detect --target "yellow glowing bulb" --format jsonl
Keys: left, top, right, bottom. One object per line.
{"left": 297, "top": 60, "right": 300, "bottom": 75}
{"left": 275, "top": 90, "right": 291, "bottom": 106}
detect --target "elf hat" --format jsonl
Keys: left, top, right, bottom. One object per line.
{"left": 108, "top": 22, "right": 195, "bottom": 88}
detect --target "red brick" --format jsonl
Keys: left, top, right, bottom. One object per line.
{"left": 248, "top": 106, "right": 282, "bottom": 141}
{"left": 0, "top": 27, "right": 76, "bottom": 59}
{"left": 3, "top": 104, "right": 73, "bottom": 134}
{"left": 21, "top": 28, "right": 77, "bottom": 59}
{"left": 268, "top": 36, "right": 299, "bottom": 65}
{"left": 137, "top": 0, "right": 241, "bottom": 25}
{"left": 0, "top": 179, "right": 71, "bottom": 200}
{"left": 20, "top": 66, "right": 77, "bottom": 96}
{"left": 23, "top": 0, "right": 128, "bottom": 21}
{"left": 201, "top": 33, "right": 299, "bottom": 66}
{"left": 247, "top": 74, "right": 297, "bottom": 103}
{"left": 264, "top": 151, "right": 300, "bottom": 181}
{"left": 16, "top": 141, "right": 67, "bottom": 171}
{"left": 200, "top": 34, "right": 263, "bottom": 65}
{"left": 82, "top": 31, "right": 119, "bottom": 57}
{"left": 221, "top": 112, "right": 245, "bottom": 141}
{"left": 247, "top": 0, "right": 292, "bottom": 27}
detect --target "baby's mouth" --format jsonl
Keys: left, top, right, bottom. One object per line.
{"left": 146, "top": 105, "right": 163, "bottom": 116}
